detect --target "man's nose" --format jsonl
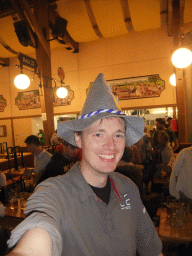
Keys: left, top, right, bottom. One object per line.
{"left": 104, "top": 136, "right": 115, "bottom": 150}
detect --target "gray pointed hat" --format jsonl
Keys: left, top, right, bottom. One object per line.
{"left": 57, "top": 73, "right": 144, "bottom": 147}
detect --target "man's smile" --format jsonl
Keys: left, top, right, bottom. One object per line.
{"left": 98, "top": 154, "right": 115, "bottom": 159}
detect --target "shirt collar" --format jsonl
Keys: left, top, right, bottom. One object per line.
{"left": 68, "top": 163, "right": 121, "bottom": 203}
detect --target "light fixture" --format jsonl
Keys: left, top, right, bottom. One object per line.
{"left": 169, "top": 74, "right": 176, "bottom": 86}
{"left": 172, "top": 47, "right": 192, "bottom": 68}
{"left": 14, "top": 73, "right": 30, "bottom": 89}
{"left": 56, "top": 86, "right": 68, "bottom": 98}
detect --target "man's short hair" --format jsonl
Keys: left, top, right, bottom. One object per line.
{"left": 155, "top": 118, "right": 166, "bottom": 126}
{"left": 25, "top": 135, "right": 40, "bottom": 146}
{"left": 167, "top": 117, "right": 172, "bottom": 123}
{"left": 158, "top": 130, "right": 169, "bottom": 143}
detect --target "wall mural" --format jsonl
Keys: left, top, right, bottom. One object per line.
{"left": 15, "top": 86, "right": 74, "bottom": 110}
{"left": 87, "top": 74, "right": 165, "bottom": 100}
{"left": 0, "top": 95, "right": 6, "bottom": 112}
{"left": 15, "top": 90, "right": 41, "bottom": 110}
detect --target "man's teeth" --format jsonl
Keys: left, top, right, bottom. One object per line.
{"left": 98, "top": 154, "right": 114, "bottom": 159}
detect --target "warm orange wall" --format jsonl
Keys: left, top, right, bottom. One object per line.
{"left": 77, "top": 28, "right": 176, "bottom": 110}
{"left": 0, "top": 28, "right": 176, "bottom": 118}
{"left": 13, "top": 118, "right": 32, "bottom": 147}
{"left": 0, "top": 27, "right": 177, "bottom": 146}
{"left": 0, "top": 119, "right": 12, "bottom": 146}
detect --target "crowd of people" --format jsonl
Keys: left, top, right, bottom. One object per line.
{"left": 1, "top": 73, "right": 192, "bottom": 256}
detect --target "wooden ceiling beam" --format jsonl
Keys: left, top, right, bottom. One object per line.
{"left": 83, "top": 0, "right": 103, "bottom": 39}
{"left": 48, "top": 7, "right": 79, "bottom": 53}
{"left": 0, "top": 35, "right": 18, "bottom": 55}
{"left": 120, "top": 0, "right": 134, "bottom": 32}
{"left": 0, "top": 58, "right": 10, "bottom": 67}
{"left": 11, "top": 0, "right": 50, "bottom": 57}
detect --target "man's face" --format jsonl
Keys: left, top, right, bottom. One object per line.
{"left": 26, "top": 143, "right": 36, "bottom": 154}
{"left": 156, "top": 121, "right": 163, "bottom": 130}
{"left": 75, "top": 117, "right": 126, "bottom": 177}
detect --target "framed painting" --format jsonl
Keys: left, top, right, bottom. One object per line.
{"left": 87, "top": 74, "right": 165, "bottom": 100}
{"left": 0, "top": 95, "right": 6, "bottom": 112}
{"left": 0, "top": 125, "right": 7, "bottom": 137}
{"left": 15, "top": 90, "right": 41, "bottom": 110}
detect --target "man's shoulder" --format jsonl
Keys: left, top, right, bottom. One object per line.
{"left": 110, "top": 171, "right": 139, "bottom": 192}
{"left": 179, "top": 146, "right": 192, "bottom": 156}
{"left": 41, "top": 162, "right": 80, "bottom": 182}
{"left": 42, "top": 149, "right": 52, "bottom": 158}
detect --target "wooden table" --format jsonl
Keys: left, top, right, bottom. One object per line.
{"left": 0, "top": 198, "right": 25, "bottom": 232}
{"left": 3, "top": 168, "right": 26, "bottom": 179}
{"left": 157, "top": 208, "right": 192, "bottom": 242}
{"left": 0, "top": 152, "right": 34, "bottom": 171}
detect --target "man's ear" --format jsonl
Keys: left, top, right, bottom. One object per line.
{"left": 74, "top": 132, "right": 82, "bottom": 148}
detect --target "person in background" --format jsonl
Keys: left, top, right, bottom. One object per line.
{"left": 140, "top": 127, "right": 154, "bottom": 195}
{"left": 169, "top": 146, "right": 192, "bottom": 202}
{"left": 116, "top": 146, "right": 144, "bottom": 200}
{"left": 166, "top": 117, "right": 172, "bottom": 130}
{"left": 7, "top": 73, "right": 163, "bottom": 256}
{"left": 72, "top": 147, "right": 82, "bottom": 164}
{"left": 0, "top": 171, "right": 6, "bottom": 188}
{"left": 38, "top": 129, "right": 45, "bottom": 146}
{"left": 153, "top": 131, "right": 175, "bottom": 178}
{"left": 24, "top": 135, "right": 52, "bottom": 183}
{"left": 130, "top": 143, "right": 142, "bottom": 165}
{"left": 50, "top": 130, "right": 60, "bottom": 145}
{"left": 0, "top": 171, "right": 7, "bottom": 205}
{"left": 152, "top": 118, "right": 179, "bottom": 152}
{"left": 36, "top": 140, "right": 78, "bottom": 185}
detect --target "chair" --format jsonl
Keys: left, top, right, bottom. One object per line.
{"left": 1, "top": 142, "right": 7, "bottom": 154}
{"left": 7, "top": 146, "right": 21, "bottom": 158}
{"left": 7, "top": 147, "right": 24, "bottom": 171}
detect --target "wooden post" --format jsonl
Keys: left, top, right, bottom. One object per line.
{"left": 33, "top": 0, "right": 54, "bottom": 145}
{"left": 172, "top": 0, "right": 188, "bottom": 143}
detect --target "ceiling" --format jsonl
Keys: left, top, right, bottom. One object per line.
{"left": 0, "top": 0, "right": 192, "bottom": 61}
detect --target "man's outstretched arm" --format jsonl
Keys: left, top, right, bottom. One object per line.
{"left": 7, "top": 228, "right": 52, "bottom": 256}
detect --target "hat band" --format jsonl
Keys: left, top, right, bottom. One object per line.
{"left": 77, "top": 109, "right": 125, "bottom": 119}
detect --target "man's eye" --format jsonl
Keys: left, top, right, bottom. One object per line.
{"left": 94, "top": 133, "right": 101, "bottom": 137}
{"left": 115, "top": 134, "right": 125, "bottom": 138}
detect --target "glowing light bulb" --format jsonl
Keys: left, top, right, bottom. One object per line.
{"left": 172, "top": 48, "right": 192, "bottom": 68}
{"left": 56, "top": 87, "right": 68, "bottom": 98}
{"left": 169, "top": 74, "right": 176, "bottom": 86}
{"left": 14, "top": 74, "right": 30, "bottom": 89}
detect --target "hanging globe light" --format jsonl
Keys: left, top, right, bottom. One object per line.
{"left": 169, "top": 74, "right": 176, "bottom": 86}
{"left": 56, "top": 86, "right": 68, "bottom": 98}
{"left": 172, "top": 48, "right": 192, "bottom": 68}
{"left": 14, "top": 74, "right": 30, "bottom": 89}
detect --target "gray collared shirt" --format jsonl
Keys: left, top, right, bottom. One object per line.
{"left": 34, "top": 149, "right": 52, "bottom": 174}
{"left": 8, "top": 162, "right": 162, "bottom": 256}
